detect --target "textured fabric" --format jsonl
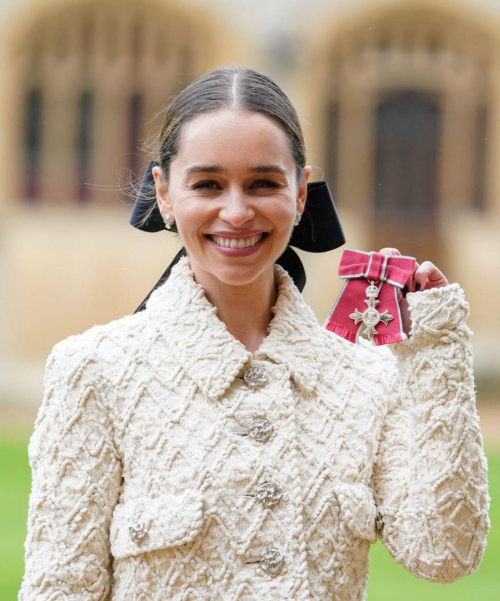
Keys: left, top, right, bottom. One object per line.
{"left": 18, "top": 254, "right": 491, "bottom": 601}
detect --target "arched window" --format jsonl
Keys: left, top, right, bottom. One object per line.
{"left": 77, "top": 91, "right": 93, "bottom": 203}
{"left": 321, "top": 6, "right": 493, "bottom": 222}
{"left": 129, "top": 93, "right": 144, "bottom": 182}
{"left": 324, "top": 100, "right": 339, "bottom": 201}
{"left": 473, "top": 103, "right": 488, "bottom": 210}
{"left": 374, "top": 91, "right": 441, "bottom": 224}
{"left": 7, "top": 0, "right": 220, "bottom": 205}
{"left": 24, "top": 89, "right": 43, "bottom": 201}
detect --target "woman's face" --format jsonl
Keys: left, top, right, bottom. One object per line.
{"left": 153, "top": 109, "right": 312, "bottom": 287}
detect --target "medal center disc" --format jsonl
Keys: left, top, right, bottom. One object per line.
{"left": 364, "top": 308, "right": 380, "bottom": 327}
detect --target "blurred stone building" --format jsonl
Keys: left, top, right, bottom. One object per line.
{"left": 0, "top": 0, "right": 499, "bottom": 403}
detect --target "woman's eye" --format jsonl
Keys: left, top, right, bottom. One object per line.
{"left": 252, "top": 179, "right": 280, "bottom": 189}
{"left": 192, "top": 181, "right": 220, "bottom": 190}
{"left": 192, "top": 179, "right": 280, "bottom": 191}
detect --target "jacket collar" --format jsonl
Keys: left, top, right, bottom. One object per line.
{"left": 144, "top": 254, "right": 324, "bottom": 400}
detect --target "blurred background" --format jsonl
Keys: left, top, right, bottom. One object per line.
{"left": 0, "top": 0, "right": 498, "bottom": 599}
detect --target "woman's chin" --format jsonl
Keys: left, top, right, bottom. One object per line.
{"left": 187, "top": 236, "right": 286, "bottom": 286}
{"left": 210, "top": 264, "right": 272, "bottom": 287}
{"left": 190, "top": 257, "right": 273, "bottom": 288}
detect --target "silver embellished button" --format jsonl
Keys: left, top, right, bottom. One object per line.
{"left": 256, "top": 482, "right": 282, "bottom": 507}
{"left": 375, "top": 512, "right": 384, "bottom": 536}
{"left": 129, "top": 521, "right": 148, "bottom": 544}
{"left": 248, "top": 418, "right": 273, "bottom": 442}
{"left": 244, "top": 365, "right": 268, "bottom": 388}
{"left": 260, "top": 546, "right": 284, "bottom": 575}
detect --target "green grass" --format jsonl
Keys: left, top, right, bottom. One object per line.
{"left": 0, "top": 435, "right": 34, "bottom": 601}
{"left": 1, "top": 434, "right": 498, "bottom": 600}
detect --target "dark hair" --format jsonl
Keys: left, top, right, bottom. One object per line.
{"left": 135, "top": 65, "right": 307, "bottom": 232}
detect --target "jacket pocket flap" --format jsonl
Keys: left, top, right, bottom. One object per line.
{"left": 335, "top": 482, "right": 377, "bottom": 543}
{"left": 110, "top": 489, "right": 204, "bottom": 560}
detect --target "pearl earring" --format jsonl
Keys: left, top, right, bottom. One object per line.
{"left": 163, "top": 213, "right": 174, "bottom": 230}
{"left": 294, "top": 211, "right": 302, "bottom": 226}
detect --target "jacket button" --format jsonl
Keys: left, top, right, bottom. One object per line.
{"left": 244, "top": 365, "right": 268, "bottom": 388}
{"left": 375, "top": 511, "right": 384, "bottom": 536}
{"left": 129, "top": 521, "right": 148, "bottom": 544}
{"left": 256, "top": 482, "right": 282, "bottom": 507}
{"left": 248, "top": 418, "right": 273, "bottom": 442}
{"left": 260, "top": 546, "right": 284, "bottom": 575}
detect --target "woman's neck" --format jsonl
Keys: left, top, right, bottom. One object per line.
{"left": 190, "top": 262, "right": 278, "bottom": 355}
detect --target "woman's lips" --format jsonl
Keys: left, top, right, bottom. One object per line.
{"left": 209, "top": 230, "right": 264, "bottom": 238}
{"left": 205, "top": 233, "right": 268, "bottom": 256}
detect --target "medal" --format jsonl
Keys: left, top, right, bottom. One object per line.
{"left": 324, "top": 249, "right": 416, "bottom": 346}
{"left": 350, "top": 281, "right": 394, "bottom": 341}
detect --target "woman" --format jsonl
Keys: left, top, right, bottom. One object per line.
{"left": 19, "top": 66, "right": 490, "bottom": 601}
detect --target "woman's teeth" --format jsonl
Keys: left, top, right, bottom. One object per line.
{"left": 211, "top": 233, "right": 264, "bottom": 249}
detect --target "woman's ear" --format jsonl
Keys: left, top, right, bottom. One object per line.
{"left": 152, "top": 166, "right": 173, "bottom": 215}
{"left": 297, "top": 165, "right": 313, "bottom": 213}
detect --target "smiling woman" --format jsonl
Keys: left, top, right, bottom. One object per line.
{"left": 18, "top": 66, "right": 490, "bottom": 601}
{"left": 152, "top": 109, "right": 309, "bottom": 301}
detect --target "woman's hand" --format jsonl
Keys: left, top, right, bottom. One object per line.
{"left": 377, "top": 247, "right": 449, "bottom": 336}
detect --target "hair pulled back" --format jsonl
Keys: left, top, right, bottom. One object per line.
{"left": 136, "top": 65, "right": 307, "bottom": 232}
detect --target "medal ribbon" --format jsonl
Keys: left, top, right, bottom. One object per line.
{"left": 324, "top": 249, "right": 416, "bottom": 346}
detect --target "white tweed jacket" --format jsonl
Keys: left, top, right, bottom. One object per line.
{"left": 18, "top": 254, "right": 490, "bottom": 601}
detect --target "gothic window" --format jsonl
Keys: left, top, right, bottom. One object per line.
{"left": 77, "top": 91, "right": 93, "bottom": 202}
{"left": 374, "top": 91, "right": 441, "bottom": 223}
{"left": 10, "top": 1, "right": 217, "bottom": 204}
{"left": 325, "top": 101, "right": 339, "bottom": 201}
{"left": 129, "top": 93, "right": 143, "bottom": 178}
{"left": 473, "top": 103, "right": 488, "bottom": 210}
{"left": 24, "top": 89, "right": 43, "bottom": 201}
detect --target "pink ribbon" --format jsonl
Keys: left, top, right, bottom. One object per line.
{"left": 324, "top": 249, "right": 416, "bottom": 346}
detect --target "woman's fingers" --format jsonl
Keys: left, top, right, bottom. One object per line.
{"left": 377, "top": 248, "right": 449, "bottom": 291}
{"left": 374, "top": 247, "right": 448, "bottom": 335}
{"left": 414, "top": 260, "right": 449, "bottom": 290}
{"left": 378, "top": 247, "right": 401, "bottom": 256}
{"left": 377, "top": 247, "right": 417, "bottom": 293}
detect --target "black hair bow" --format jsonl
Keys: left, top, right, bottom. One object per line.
{"left": 130, "top": 160, "right": 345, "bottom": 312}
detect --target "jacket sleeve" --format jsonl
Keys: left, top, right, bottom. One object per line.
{"left": 18, "top": 337, "right": 123, "bottom": 601}
{"left": 370, "top": 283, "right": 491, "bottom": 583}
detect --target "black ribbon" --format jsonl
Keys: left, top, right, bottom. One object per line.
{"left": 130, "top": 161, "right": 345, "bottom": 312}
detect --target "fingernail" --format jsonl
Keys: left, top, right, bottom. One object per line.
{"left": 415, "top": 282, "right": 421, "bottom": 292}
{"left": 402, "top": 285, "right": 408, "bottom": 298}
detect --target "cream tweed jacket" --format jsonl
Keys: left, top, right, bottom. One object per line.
{"left": 18, "top": 254, "right": 491, "bottom": 601}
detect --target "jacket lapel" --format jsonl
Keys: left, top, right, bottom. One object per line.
{"left": 253, "top": 280, "right": 323, "bottom": 393}
{"left": 145, "top": 255, "right": 323, "bottom": 399}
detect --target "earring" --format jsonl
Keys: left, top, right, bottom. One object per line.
{"left": 294, "top": 210, "right": 302, "bottom": 226}
{"left": 163, "top": 213, "right": 174, "bottom": 230}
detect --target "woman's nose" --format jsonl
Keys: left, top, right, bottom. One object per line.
{"left": 218, "top": 192, "right": 255, "bottom": 225}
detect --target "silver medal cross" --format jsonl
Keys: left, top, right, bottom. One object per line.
{"left": 349, "top": 281, "right": 394, "bottom": 341}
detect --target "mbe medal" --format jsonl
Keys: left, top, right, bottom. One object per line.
{"left": 349, "top": 281, "right": 394, "bottom": 341}
{"left": 324, "top": 249, "right": 416, "bottom": 346}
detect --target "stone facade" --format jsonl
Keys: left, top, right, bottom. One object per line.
{"left": 0, "top": 0, "right": 499, "bottom": 402}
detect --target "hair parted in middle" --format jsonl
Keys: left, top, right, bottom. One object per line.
{"left": 135, "top": 64, "right": 307, "bottom": 232}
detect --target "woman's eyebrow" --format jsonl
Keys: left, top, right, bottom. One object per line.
{"left": 184, "top": 164, "right": 288, "bottom": 176}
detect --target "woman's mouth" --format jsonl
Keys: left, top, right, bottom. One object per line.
{"left": 210, "top": 233, "right": 264, "bottom": 248}
{"left": 205, "top": 232, "right": 269, "bottom": 256}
